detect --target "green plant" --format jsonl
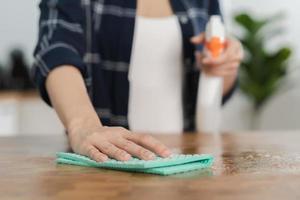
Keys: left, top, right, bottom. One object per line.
{"left": 235, "top": 13, "right": 292, "bottom": 111}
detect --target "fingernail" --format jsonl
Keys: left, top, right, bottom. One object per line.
{"left": 142, "top": 151, "right": 155, "bottom": 160}
{"left": 96, "top": 156, "right": 108, "bottom": 162}
{"left": 102, "top": 155, "right": 108, "bottom": 162}
{"left": 124, "top": 154, "right": 132, "bottom": 161}
{"left": 162, "top": 149, "right": 171, "bottom": 157}
{"left": 147, "top": 153, "right": 155, "bottom": 160}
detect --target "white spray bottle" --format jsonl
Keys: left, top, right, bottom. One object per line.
{"left": 196, "top": 15, "right": 226, "bottom": 134}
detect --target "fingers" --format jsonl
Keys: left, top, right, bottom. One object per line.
{"left": 75, "top": 126, "right": 171, "bottom": 162}
{"left": 127, "top": 134, "right": 171, "bottom": 158}
{"left": 85, "top": 145, "right": 108, "bottom": 162}
{"left": 196, "top": 51, "right": 239, "bottom": 71}
{"left": 93, "top": 140, "right": 132, "bottom": 161}
{"left": 194, "top": 38, "right": 243, "bottom": 77}
{"left": 203, "top": 39, "right": 243, "bottom": 66}
{"left": 190, "top": 33, "right": 205, "bottom": 45}
{"left": 203, "top": 62, "right": 240, "bottom": 77}
{"left": 114, "top": 139, "right": 156, "bottom": 160}
{"left": 203, "top": 52, "right": 241, "bottom": 66}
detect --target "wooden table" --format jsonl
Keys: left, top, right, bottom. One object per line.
{"left": 1, "top": 132, "right": 300, "bottom": 200}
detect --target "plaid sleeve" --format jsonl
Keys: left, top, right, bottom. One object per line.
{"left": 32, "top": 0, "right": 87, "bottom": 106}
{"left": 208, "top": 0, "right": 222, "bottom": 15}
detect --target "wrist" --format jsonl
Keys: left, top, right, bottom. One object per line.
{"left": 67, "top": 113, "right": 102, "bottom": 136}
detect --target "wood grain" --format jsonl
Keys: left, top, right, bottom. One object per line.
{"left": 1, "top": 132, "right": 300, "bottom": 200}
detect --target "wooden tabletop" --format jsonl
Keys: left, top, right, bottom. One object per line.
{"left": 1, "top": 132, "right": 300, "bottom": 200}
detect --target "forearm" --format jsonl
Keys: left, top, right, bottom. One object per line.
{"left": 46, "top": 65, "right": 101, "bottom": 132}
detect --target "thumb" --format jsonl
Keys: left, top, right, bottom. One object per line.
{"left": 190, "top": 33, "right": 205, "bottom": 45}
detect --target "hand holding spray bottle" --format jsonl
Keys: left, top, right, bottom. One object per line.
{"left": 196, "top": 15, "right": 226, "bottom": 133}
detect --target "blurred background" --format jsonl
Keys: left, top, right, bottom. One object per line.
{"left": 0, "top": 0, "right": 299, "bottom": 136}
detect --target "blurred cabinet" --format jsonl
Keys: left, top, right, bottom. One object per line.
{"left": 1, "top": 90, "right": 299, "bottom": 136}
{"left": 0, "top": 91, "right": 64, "bottom": 136}
{"left": 0, "top": 98, "right": 19, "bottom": 136}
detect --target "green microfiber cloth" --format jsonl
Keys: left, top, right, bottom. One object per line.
{"left": 56, "top": 152, "right": 214, "bottom": 176}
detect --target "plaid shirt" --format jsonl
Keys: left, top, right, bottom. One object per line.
{"left": 32, "top": 0, "right": 237, "bottom": 131}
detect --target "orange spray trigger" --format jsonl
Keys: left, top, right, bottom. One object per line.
{"left": 205, "top": 37, "right": 225, "bottom": 58}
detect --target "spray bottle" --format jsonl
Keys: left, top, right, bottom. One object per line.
{"left": 196, "top": 15, "right": 226, "bottom": 133}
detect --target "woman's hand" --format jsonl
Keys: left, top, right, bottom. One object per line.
{"left": 46, "top": 66, "right": 171, "bottom": 163}
{"left": 68, "top": 119, "right": 172, "bottom": 162}
{"left": 191, "top": 33, "right": 244, "bottom": 94}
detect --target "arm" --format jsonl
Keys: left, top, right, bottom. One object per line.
{"left": 45, "top": 65, "right": 171, "bottom": 162}
{"left": 46, "top": 66, "right": 101, "bottom": 135}
{"left": 34, "top": 1, "right": 170, "bottom": 162}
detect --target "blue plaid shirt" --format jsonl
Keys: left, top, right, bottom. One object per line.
{"left": 32, "top": 0, "right": 237, "bottom": 131}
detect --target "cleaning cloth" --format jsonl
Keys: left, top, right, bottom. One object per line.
{"left": 56, "top": 152, "right": 214, "bottom": 176}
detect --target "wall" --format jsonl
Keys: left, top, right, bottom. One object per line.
{"left": 0, "top": 94, "right": 64, "bottom": 136}
{"left": 221, "top": 0, "right": 300, "bottom": 131}
{"left": 0, "top": 0, "right": 39, "bottom": 65}
{"left": 227, "top": 0, "right": 300, "bottom": 77}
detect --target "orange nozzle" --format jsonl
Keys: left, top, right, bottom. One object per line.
{"left": 205, "top": 37, "right": 225, "bottom": 58}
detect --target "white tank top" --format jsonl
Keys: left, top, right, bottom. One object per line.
{"left": 128, "top": 16, "right": 183, "bottom": 134}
